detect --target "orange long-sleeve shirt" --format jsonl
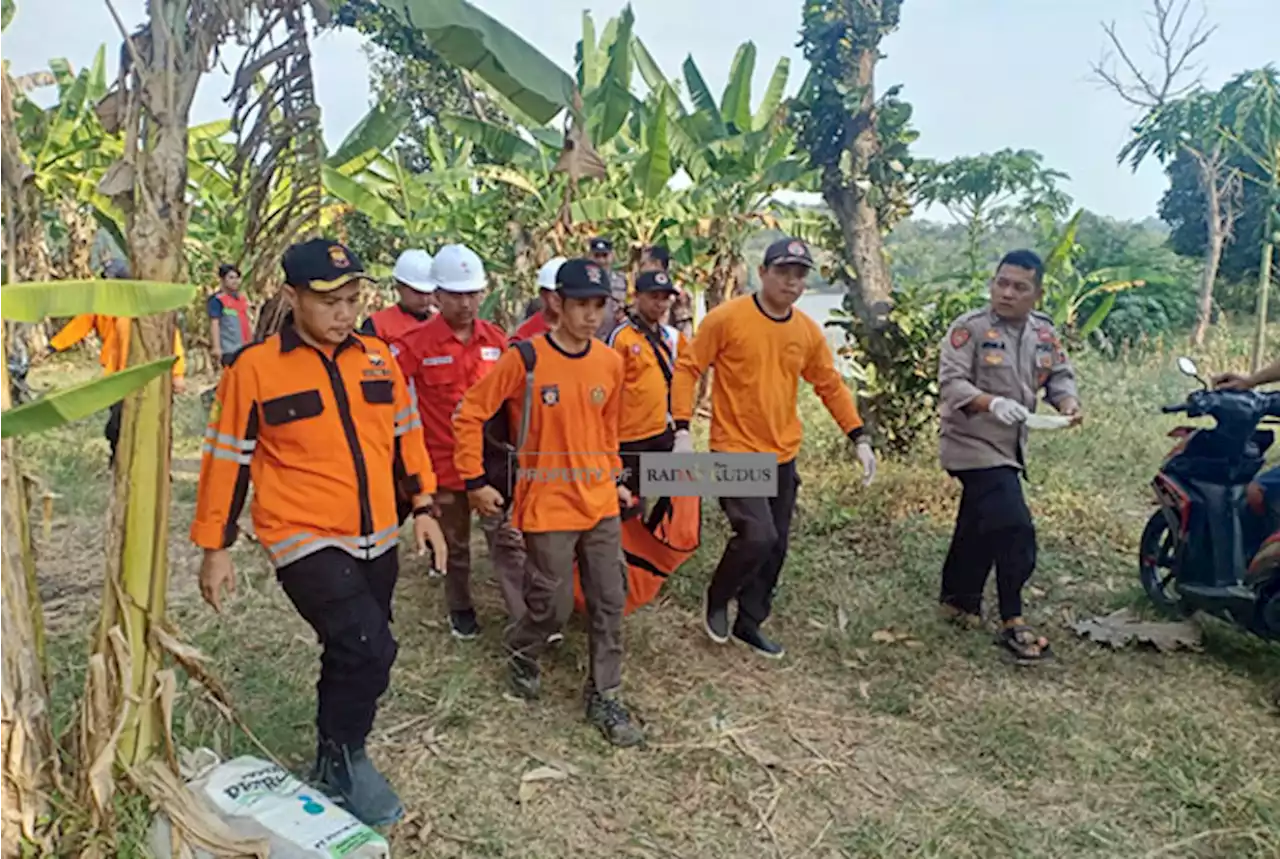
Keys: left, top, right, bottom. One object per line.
{"left": 671, "top": 295, "right": 863, "bottom": 463}
{"left": 49, "top": 314, "right": 187, "bottom": 379}
{"left": 190, "top": 326, "right": 435, "bottom": 568}
{"left": 607, "top": 317, "right": 688, "bottom": 443}
{"left": 453, "top": 334, "right": 624, "bottom": 534}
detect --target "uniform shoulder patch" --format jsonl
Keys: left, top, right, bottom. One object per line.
{"left": 950, "top": 327, "right": 971, "bottom": 349}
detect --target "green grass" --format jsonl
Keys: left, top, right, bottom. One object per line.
{"left": 25, "top": 332, "right": 1280, "bottom": 858}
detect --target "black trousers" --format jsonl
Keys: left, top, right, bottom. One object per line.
{"left": 708, "top": 459, "right": 800, "bottom": 628}
{"left": 277, "top": 548, "right": 399, "bottom": 749}
{"left": 620, "top": 428, "right": 675, "bottom": 513}
{"left": 105, "top": 401, "right": 123, "bottom": 465}
{"left": 940, "top": 466, "right": 1036, "bottom": 621}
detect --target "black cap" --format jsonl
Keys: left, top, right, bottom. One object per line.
{"left": 281, "top": 238, "right": 374, "bottom": 293}
{"left": 555, "top": 258, "right": 611, "bottom": 299}
{"left": 589, "top": 237, "right": 613, "bottom": 254}
{"left": 643, "top": 244, "right": 670, "bottom": 269}
{"left": 635, "top": 270, "right": 678, "bottom": 294}
{"left": 763, "top": 237, "right": 815, "bottom": 269}
{"left": 218, "top": 263, "right": 241, "bottom": 278}
{"left": 102, "top": 258, "right": 131, "bottom": 279}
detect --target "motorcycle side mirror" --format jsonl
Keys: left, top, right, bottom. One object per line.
{"left": 1177, "top": 356, "right": 1207, "bottom": 388}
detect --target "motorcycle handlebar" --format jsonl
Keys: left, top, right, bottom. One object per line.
{"left": 1161, "top": 404, "right": 1189, "bottom": 413}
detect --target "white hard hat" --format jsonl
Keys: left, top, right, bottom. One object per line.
{"left": 536, "top": 256, "right": 567, "bottom": 290}
{"left": 429, "top": 244, "right": 487, "bottom": 294}
{"left": 392, "top": 249, "right": 435, "bottom": 293}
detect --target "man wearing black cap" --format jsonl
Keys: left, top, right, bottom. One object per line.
{"left": 588, "top": 237, "right": 629, "bottom": 340}
{"left": 453, "top": 257, "right": 643, "bottom": 747}
{"left": 607, "top": 269, "right": 688, "bottom": 506}
{"left": 639, "top": 245, "right": 693, "bottom": 338}
{"left": 191, "top": 237, "right": 448, "bottom": 826}
{"left": 671, "top": 238, "right": 878, "bottom": 659}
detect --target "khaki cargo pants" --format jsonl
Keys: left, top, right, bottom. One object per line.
{"left": 434, "top": 490, "right": 529, "bottom": 620}
{"left": 504, "top": 516, "right": 626, "bottom": 692}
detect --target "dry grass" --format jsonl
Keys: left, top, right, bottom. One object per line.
{"left": 26, "top": 334, "right": 1280, "bottom": 858}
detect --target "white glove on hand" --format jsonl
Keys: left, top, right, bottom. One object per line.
{"left": 672, "top": 429, "right": 694, "bottom": 454}
{"left": 855, "top": 440, "right": 877, "bottom": 487}
{"left": 988, "top": 396, "right": 1030, "bottom": 426}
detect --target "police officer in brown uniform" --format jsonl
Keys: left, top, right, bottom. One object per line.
{"left": 937, "top": 249, "right": 1082, "bottom": 663}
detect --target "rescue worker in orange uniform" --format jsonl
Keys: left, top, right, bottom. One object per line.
{"left": 46, "top": 258, "right": 187, "bottom": 464}
{"left": 357, "top": 248, "right": 437, "bottom": 342}
{"left": 510, "top": 257, "right": 566, "bottom": 343}
{"left": 453, "top": 258, "right": 644, "bottom": 748}
{"left": 672, "top": 238, "right": 878, "bottom": 659}
{"left": 391, "top": 243, "right": 529, "bottom": 640}
{"left": 190, "top": 238, "right": 447, "bottom": 828}
{"left": 607, "top": 269, "right": 688, "bottom": 508}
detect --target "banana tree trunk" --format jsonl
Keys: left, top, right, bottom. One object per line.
{"left": 1, "top": 329, "right": 56, "bottom": 857}
{"left": 1250, "top": 210, "right": 1276, "bottom": 372}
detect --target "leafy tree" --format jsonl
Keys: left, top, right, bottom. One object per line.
{"left": 914, "top": 149, "right": 1071, "bottom": 286}
{"left": 794, "top": 0, "right": 909, "bottom": 341}
{"left": 1093, "top": 0, "right": 1242, "bottom": 347}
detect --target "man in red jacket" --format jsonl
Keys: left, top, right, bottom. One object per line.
{"left": 392, "top": 244, "right": 529, "bottom": 640}
{"left": 359, "top": 249, "right": 437, "bottom": 343}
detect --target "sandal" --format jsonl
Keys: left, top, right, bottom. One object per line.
{"left": 938, "top": 603, "right": 984, "bottom": 631}
{"left": 998, "top": 624, "right": 1053, "bottom": 663}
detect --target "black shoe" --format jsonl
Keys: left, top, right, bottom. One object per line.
{"left": 508, "top": 654, "right": 541, "bottom": 700}
{"left": 585, "top": 686, "right": 644, "bottom": 748}
{"left": 312, "top": 739, "right": 404, "bottom": 827}
{"left": 704, "top": 591, "right": 730, "bottom": 644}
{"left": 732, "top": 621, "right": 785, "bottom": 659}
{"left": 449, "top": 609, "right": 480, "bottom": 640}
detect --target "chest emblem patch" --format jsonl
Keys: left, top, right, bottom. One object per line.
{"left": 541, "top": 385, "right": 560, "bottom": 406}
{"left": 983, "top": 352, "right": 1005, "bottom": 366}
{"left": 590, "top": 385, "right": 607, "bottom": 405}
{"left": 480, "top": 346, "right": 501, "bottom": 361}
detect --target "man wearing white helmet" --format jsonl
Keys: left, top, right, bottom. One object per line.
{"left": 359, "top": 248, "right": 437, "bottom": 342}
{"left": 511, "top": 257, "right": 566, "bottom": 343}
{"left": 391, "top": 244, "right": 529, "bottom": 640}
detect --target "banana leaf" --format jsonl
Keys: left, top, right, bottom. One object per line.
{"left": 1, "top": 358, "right": 175, "bottom": 438}
{"left": 719, "top": 42, "right": 756, "bottom": 134}
{"left": 753, "top": 57, "right": 790, "bottom": 132}
{"left": 322, "top": 167, "right": 405, "bottom": 227}
{"left": 1077, "top": 292, "right": 1117, "bottom": 339}
{"left": 1, "top": 280, "right": 196, "bottom": 322}
{"left": 328, "top": 102, "right": 409, "bottom": 169}
{"left": 381, "top": 0, "right": 575, "bottom": 126}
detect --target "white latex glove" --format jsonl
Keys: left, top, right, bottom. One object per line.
{"left": 855, "top": 440, "right": 877, "bottom": 487}
{"left": 988, "top": 396, "right": 1030, "bottom": 427}
{"left": 672, "top": 429, "right": 694, "bottom": 454}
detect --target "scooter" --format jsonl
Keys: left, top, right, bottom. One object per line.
{"left": 1139, "top": 356, "right": 1280, "bottom": 639}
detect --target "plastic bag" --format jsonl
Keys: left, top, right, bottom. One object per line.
{"left": 148, "top": 753, "right": 390, "bottom": 859}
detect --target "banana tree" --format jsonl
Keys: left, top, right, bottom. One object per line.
{"left": 0, "top": 275, "right": 194, "bottom": 854}
{"left": 1041, "top": 209, "right": 1151, "bottom": 342}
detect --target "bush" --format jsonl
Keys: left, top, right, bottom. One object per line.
{"left": 828, "top": 280, "right": 985, "bottom": 455}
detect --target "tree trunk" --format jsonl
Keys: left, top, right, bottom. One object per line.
{"left": 1, "top": 331, "right": 56, "bottom": 857}
{"left": 1189, "top": 150, "right": 1234, "bottom": 348}
{"left": 837, "top": 46, "right": 894, "bottom": 331}
{"left": 1250, "top": 205, "right": 1276, "bottom": 372}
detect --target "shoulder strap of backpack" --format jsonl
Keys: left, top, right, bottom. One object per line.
{"left": 513, "top": 338, "right": 538, "bottom": 451}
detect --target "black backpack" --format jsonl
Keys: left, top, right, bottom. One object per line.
{"left": 481, "top": 339, "right": 537, "bottom": 503}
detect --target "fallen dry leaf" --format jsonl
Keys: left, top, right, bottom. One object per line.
{"left": 836, "top": 605, "right": 850, "bottom": 633}
{"left": 871, "top": 628, "right": 919, "bottom": 646}
{"left": 1072, "top": 608, "right": 1202, "bottom": 653}
{"left": 521, "top": 765, "right": 567, "bottom": 784}
{"left": 858, "top": 681, "right": 871, "bottom": 700}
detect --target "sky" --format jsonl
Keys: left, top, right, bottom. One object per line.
{"left": 3, "top": 0, "right": 1277, "bottom": 223}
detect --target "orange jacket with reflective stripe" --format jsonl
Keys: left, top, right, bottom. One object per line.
{"left": 391, "top": 315, "right": 508, "bottom": 492}
{"left": 49, "top": 313, "right": 187, "bottom": 379}
{"left": 453, "top": 334, "right": 624, "bottom": 534}
{"left": 190, "top": 326, "right": 435, "bottom": 568}
{"left": 607, "top": 316, "right": 688, "bottom": 443}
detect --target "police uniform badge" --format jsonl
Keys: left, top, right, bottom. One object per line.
{"left": 950, "top": 327, "right": 971, "bottom": 349}
{"left": 590, "top": 385, "right": 606, "bottom": 405}
{"left": 540, "top": 385, "right": 560, "bottom": 406}
{"left": 787, "top": 241, "right": 807, "bottom": 256}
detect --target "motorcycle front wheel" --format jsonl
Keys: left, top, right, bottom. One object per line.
{"left": 1139, "top": 511, "right": 1185, "bottom": 615}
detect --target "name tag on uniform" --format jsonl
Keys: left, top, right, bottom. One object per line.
{"left": 480, "top": 347, "right": 501, "bottom": 361}
{"left": 422, "top": 355, "right": 453, "bottom": 367}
